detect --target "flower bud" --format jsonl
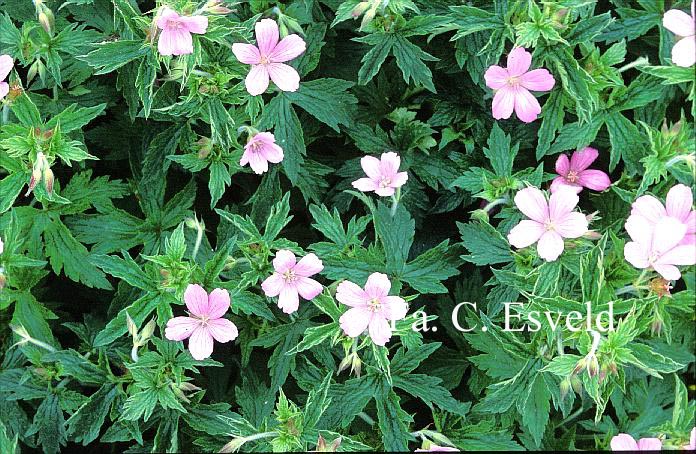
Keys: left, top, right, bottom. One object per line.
{"left": 560, "top": 378, "right": 571, "bottom": 400}
{"left": 38, "top": 11, "right": 53, "bottom": 35}
{"left": 179, "top": 382, "right": 202, "bottom": 393}
{"left": 572, "top": 357, "right": 587, "bottom": 376}
{"left": 571, "top": 375, "right": 582, "bottom": 394}
{"left": 352, "top": 2, "right": 370, "bottom": 17}
{"left": 126, "top": 312, "right": 137, "bottom": 337}
{"left": 360, "top": 4, "right": 378, "bottom": 30}
{"left": 0, "top": 272, "right": 6, "bottom": 290}
{"left": 283, "top": 16, "right": 304, "bottom": 36}
{"left": 588, "top": 356, "right": 599, "bottom": 378}
{"left": 205, "top": 0, "right": 233, "bottom": 14}
{"left": 26, "top": 166, "right": 42, "bottom": 196}
{"left": 43, "top": 167, "right": 54, "bottom": 195}
{"left": 651, "top": 317, "right": 663, "bottom": 337}
{"left": 315, "top": 434, "right": 341, "bottom": 452}
{"left": 608, "top": 361, "right": 618, "bottom": 376}
{"left": 140, "top": 318, "right": 157, "bottom": 342}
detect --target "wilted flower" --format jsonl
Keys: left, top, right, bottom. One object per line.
{"left": 352, "top": 152, "right": 408, "bottom": 197}
{"left": 240, "top": 131, "right": 284, "bottom": 174}
{"left": 261, "top": 250, "right": 324, "bottom": 314}
{"left": 336, "top": 272, "right": 408, "bottom": 346}
{"left": 165, "top": 284, "right": 239, "bottom": 360}
{"left": 156, "top": 7, "right": 208, "bottom": 56}
{"left": 0, "top": 54, "right": 13, "bottom": 100}
{"left": 507, "top": 187, "right": 588, "bottom": 262}
{"left": 232, "top": 19, "right": 306, "bottom": 96}
{"left": 551, "top": 147, "right": 611, "bottom": 194}
{"left": 630, "top": 184, "right": 695, "bottom": 246}
{"left": 610, "top": 433, "right": 662, "bottom": 451}
{"left": 663, "top": 1, "right": 695, "bottom": 67}
{"left": 484, "top": 47, "right": 555, "bottom": 123}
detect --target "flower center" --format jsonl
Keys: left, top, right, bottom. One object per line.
{"left": 167, "top": 19, "right": 183, "bottom": 30}
{"left": 259, "top": 55, "right": 270, "bottom": 65}
{"left": 566, "top": 170, "right": 579, "bottom": 183}
{"left": 283, "top": 269, "right": 297, "bottom": 283}
{"left": 378, "top": 177, "right": 391, "bottom": 188}
{"left": 544, "top": 220, "right": 556, "bottom": 232}
{"left": 249, "top": 140, "right": 263, "bottom": 152}
{"left": 367, "top": 298, "right": 381, "bottom": 312}
{"left": 507, "top": 75, "right": 521, "bottom": 88}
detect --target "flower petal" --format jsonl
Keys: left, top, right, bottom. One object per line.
{"left": 555, "top": 212, "right": 588, "bottom": 239}
{"left": 360, "top": 155, "right": 382, "bottom": 179}
{"left": 569, "top": 147, "right": 599, "bottom": 172}
{"left": 513, "top": 87, "right": 542, "bottom": 123}
{"left": 625, "top": 214, "right": 653, "bottom": 245}
{"left": 577, "top": 169, "right": 611, "bottom": 191}
{"left": 656, "top": 244, "right": 696, "bottom": 266}
{"left": 652, "top": 217, "right": 687, "bottom": 254}
{"left": 0, "top": 55, "right": 13, "bottom": 82}
{"left": 207, "top": 288, "right": 230, "bottom": 319}
{"left": 653, "top": 264, "right": 682, "bottom": 281}
{"left": 506, "top": 47, "right": 532, "bottom": 76}
{"left": 296, "top": 277, "right": 323, "bottom": 300}
{"left": 278, "top": 285, "right": 300, "bottom": 314}
{"left": 267, "top": 63, "right": 300, "bottom": 92}
{"left": 665, "top": 184, "right": 693, "bottom": 222}
{"left": 260, "top": 142, "right": 284, "bottom": 163}
{"left": 382, "top": 296, "right": 408, "bottom": 321}
{"left": 520, "top": 68, "right": 555, "bottom": 91}
{"left": 255, "top": 18, "right": 280, "bottom": 56}
{"left": 379, "top": 152, "right": 401, "bottom": 177}
{"left": 549, "top": 187, "right": 579, "bottom": 221}
{"left": 375, "top": 186, "right": 396, "bottom": 197}
{"left": 261, "top": 273, "right": 285, "bottom": 297}
{"left": 156, "top": 7, "right": 180, "bottom": 29}
{"left": 514, "top": 187, "right": 549, "bottom": 223}
{"left": 336, "top": 281, "right": 369, "bottom": 307}
{"left": 188, "top": 326, "right": 214, "bottom": 360}
{"left": 0, "top": 82, "right": 8, "bottom": 100}
{"left": 555, "top": 153, "right": 570, "bottom": 176}
{"left": 184, "top": 284, "right": 210, "bottom": 316}
{"left": 364, "top": 272, "right": 391, "bottom": 299}
{"left": 368, "top": 316, "right": 392, "bottom": 346}
{"left": 232, "top": 43, "right": 261, "bottom": 64}
{"left": 273, "top": 249, "right": 296, "bottom": 273}
{"left": 624, "top": 242, "right": 650, "bottom": 269}
{"left": 610, "top": 434, "right": 638, "bottom": 451}
{"left": 537, "top": 230, "right": 564, "bottom": 261}
{"left": 491, "top": 86, "right": 515, "bottom": 120}
{"left": 550, "top": 176, "right": 582, "bottom": 194}
{"left": 165, "top": 316, "right": 199, "bottom": 341}
{"left": 631, "top": 195, "right": 666, "bottom": 224}
{"left": 391, "top": 172, "right": 408, "bottom": 188}
{"left": 294, "top": 253, "right": 324, "bottom": 277}
{"left": 508, "top": 220, "right": 545, "bottom": 249}
{"left": 663, "top": 9, "right": 695, "bottom": 37}
{"left": 339, "top": 306, "right": 371, "bottom": 337}
{"left": 484, "top": 65, "right": 509, "bottom": 89}
{"left": 245, "top": 64, "right": 270, "bottom": 96}
{"left": 269, "top": 34, "right": 306, "bottom": 62}
{"left": 672, "top": 36, "right": 696, "bottom": 67}
{"left": 159, "top": 28, "right": 193, "bottom": 56}
{"left": 352, "top": 177, "right": 378, "bottom": 192}
{"left": 181, "top": 15, "right": 208, "bottom": 34}
{"left": 246, "top": 147, "right": 270, "bottom": 173}
{"left": 207, "top": 318, "right": 239, "bottom": 343}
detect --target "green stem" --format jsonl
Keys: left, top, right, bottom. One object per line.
{"left": 1, "top": 104, "right": 9, "bottom": 125}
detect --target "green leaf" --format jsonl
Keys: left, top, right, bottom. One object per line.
{"left": 605, "top": 112, "right": 643, "bottom": 173}
{"left": 392, "top": 35, "right": 438, "bottom": 92}
{"left": 45, "top": 103, "right": 107, "bottom": 133}
{"left": 303, "top": 372, "right": 333, "bottom": 428}
{"left": 78, "top": 40, "right": 149, "bottom": 74}
{"left": 258, "top": 95, "right": 305, "bottom": 184}
{"left": 519, "top": 372, "right": 551, "bottom": 447}
{"left": 402, "top": 240, "right": 460, "bottom": 294}
{"left": 26, "top": 394, "right": 66, "bottom": 454}
{"left": 373, "top": 202, "right": 414, "bottom": 274}
{"left": 288, "top": 323, "right": 338, "bottom": 355}
{"left": 93, "top": 293, "right": 163, "bottom": 347}
{"left": 43, "top": 349, "right": 107, "bottom": 385}
{"left": 90, "top": 251, "right": 154, "bottom": 291}
{"left": 484, "top": 123, "right": 517, "bottom": 177}
{"left": 0, "top": 172, "right": 26, "bottom": 214}
{"left": 458, "top": 220, "right": 513, "bottom": 266}
{"left": 357, "top": 35, "right": 395, "bottom": 86}
{"left": 375, "top": 381, "right": 412, "bottom": 452}
{"left": 285, "top": 78, "right": 357, "bottom": 132}
{"left": 66, "top": 384, "right": 118, "bottom": 445}
{"left": 208, "top": 161, "right": 231, "bottom": 208}
{"left": 0, "top": 420, "right": 18, "bottom": 454}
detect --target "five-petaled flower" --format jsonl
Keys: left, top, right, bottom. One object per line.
{"left": 551, "top": 147, "right": 611, "bottom": 194}
{"left": 261, "top": 250, "right": 324, "bottom": 314}
{"left": 507, "top": 187, "right": 589, "bottom": 262}
{"left": 232, "top": 18, "right": 306, "bottom": 96}
{"left": 156, "top": 6, "right": 208, "bottom": 56}
{"left": 165, "top": 284, "right": 238, "bottom": 360}
{"left": 0, "top": 54, "right": 13, "bottom": 100}
{"left": 630, "top": 184, "right": 695, "bottom": 246}
{"left": 484, "top": 47, "right": 555, "bottom": 123}
{"left": 610, "top": 433, "right": 662, "bottom": 451}
{"left": 336, "top": 272, "right": 408, "bottom": 346}
{"left": 241, "top": 131, "right": 284, "bottom": 174}
{"left": 352, "top": 152, "right": 408, "bottom": 197}
{"left": 663, "top": 1, "right": 695, "bottom": 67}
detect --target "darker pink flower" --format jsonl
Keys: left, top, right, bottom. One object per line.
{"left": 261, "top": 250, "right": 323, "bottom": 314}
{"left": 241, "top": 131, "right": 284, "bottom": 174}
{"left": 336, "top": 273, "right": 408, "bottom": 346}
{"left": 156, "top": 7, "right": 208, "bottom": 56}
{"left": 232, "top": 19, "right": 306, "bottom": 96}
{"left": 352, "top": 152, "right": 408, "bottom": 197}
{"left": 610, "top": 433, "right": 662, "bottom": 451}
{"left": 507, "top": 187, "right": 588, "bottom": 262}
{"left": 484, "top": 47, "right": 555, "bottom": 123}
{"left": 0, "top": 54, "right": 13, "bottom": 100}
{"left": 630, "top": 184, "right": 695, "bottom": 246}
{"left": 551, "top": 147, "right": 611, "bottom": 193}
{"left": 165, "top": 284, "right": 238, "bottom": 360}
{"left": 663, "top": 1, "right": 695, "bottom": 67}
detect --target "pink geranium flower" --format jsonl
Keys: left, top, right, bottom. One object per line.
{"left": 684, "top": 427, "right": 695, "bottom": 450}
{"left": 165, "top": 284, "right": 238, "bottom": 360}
{"left": 336, "top": 272, "right": 408, "bottom": 346}
{"left": 624, "top": 216, "right": 696, "bottom": 281}
{"left": 551, "top": 147, "right": 611, "bottom": 194}
{"left": 663, "top": 1, "right": 695, "bottom": 67}
{"left": 261, "top": 250, "right": 324, "bottom": 314}
{"left": 631, "top": 184, "right": 696, "bottom": 246}
{"left": 415, "top": 445, "right": 459, "bottom": 452}
{"left": 484, "top": 47, "right": 555, "bottom": 123}
{"left": 156, "top": 7, "right": 208, "bottom": 56}
{"left": 507, "top": 187, "right": 589, "bottom": 262}
{"left": 610, "top": 433, "right": 662, "bottom": 451}
{"left": 0, "top": 55, "right": 13, "bottom": 100}
{"left": 240, "top": 131, "right": 284, "bottom": 174}
{"left": 232, "top": 19, "right": 306, "bottom": 96}
{"left": 352, "top": 152, "right": 408, "bottom": 197}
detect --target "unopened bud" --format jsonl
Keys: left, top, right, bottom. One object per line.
{"left": 315, "top": 434, "right": 341, "bottom": 452}
{"left": 140, "top": 318, "right": 156, "bottom": 342}
{"left": 278, "top": 22, "right": 289, "bottom": 39}
{"left": 0, "top": 273, "right": 6, "bottom": 290}
{"left": 583, "top": 230, "right": 602, "bottom": 240}
{"left": 360, "top": 5, "right": 377, "bottom": 30}
{"left": 560, "top": 378, "right": 571, "bottom": 400}
{"left": 43, "top": 167, "right": 54, "bottom": 195}
{"left": 651, "top": 317, "right": 663, "bottom": 336}
{"left": 352, "top": 1, "right": 370, "bottom": 17}
{"left": 598, "top": 364, "right": 608, "bottom": 383}
{"left": 572, "top": 357, "right": 587, "bottom": 376}
{"left": 171, "top": 383, "right": 191, "bottom": 403}
{"left": 283, "top": 17, "right": 304, "bottom": 36}
{"left": 126, "top": 312, "right": 137, "bottom": 337}
{"left": 588, "top": 356, "right": 599, "bottom": 378}
{"left": 38, "top": 11, "right": 53, "bottom": 35}
{"left": 205, "top": 0, "right": 233, "bottom": 14}
{"left": 26, "top": 167, "right": 42, "bottom": 196}
{"left": 571, "top": 375, "right": 582, "bottom": 394}
{"left": 179, "top": 382, "right": 202, "bottom": 393}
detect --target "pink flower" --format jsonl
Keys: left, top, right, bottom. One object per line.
{"left": 352, "top": 152, "right": 408, "bottom": 197}
{"left": 156, "top": 7, "right": 208, "bottom": 56}
{"left": 507, "top": 187, "right": 588, "bottom": 262}
{"left": 630, "top": 184, "right": 696, "bottom": 246}
{"left": 624, "top": 216, "right": 696, "bottom": 281}
{"left": 684, "top": 427, "right": 695, "bottom": 450}
{"left": 551, "top": 147, "right": 611, "bottom": 194}
{"left": 261, "top": 250, "right": 324, "bottom": 314}
{"left": 415, "top": 445, "right": 459, "bottom": 452}
{"left": 240, "top": 131, "right": 284, "bottom": 174}
{"left": 0, "top": 54, "right": 13, "bottom": 100}
{"left": 232, "top": 19, "right": 306, "bottom": 96}
{"left": 610, "top": 433, "right": 662, "bottom": 451}
{"left": 663, "top": 1, "right": 695, "bottom": 67}
{"left": 484, "top": 47, "right": 555, "bottom": 123}
{"left": 336, "top": 273, "right": 408, "bottom": 346}
{"left": 165, "top": 284, "right": 238, "bottom": 360}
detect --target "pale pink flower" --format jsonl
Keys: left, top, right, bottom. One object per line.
{"left": 484, "top": 47, "right": 555, "bottom": 123}
{"left": 663, "top": 1, "right": 696, "bottom": 67}
{"left": 261, "top": 250, "right": 324, "bottom": 314}
{"left": 684, "top": 427, "right": 695, "bottom": 450}
{"left": 0, "top": 55, "right": 13, "bottom": 100}
{"left": 610, "top": 433, "right": 662, "bottom": 451}
{"left": 165, "top": 284, "right": 238, "bottom": 360}
{"left": 415, "top": 445, "right": 459, "bottom": 452}
{"left": 507, "top": 187, "right": 588, "bottom": 262}
{"left": 352, "top": 152, "right": 408, "bottom": 197}
{"left": 156, "top": 7, "right": 208, "bottom": 56}
{"left": 551, "top": 147, "right": 611, "bottom": 194}
{"left": 624, "top": 216, "right": 696, "bottom": 281}
{"left": 630, "top": 184, "right": 696, "bottom": 246}
{"left": 336, "top": 273, "right": 408, "bottom": 347}
{"left": 240, "top": 131, "right": 284, "bottom": 174}
{"left": 232, "top": 19, "right": 306, "bottom": 96}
